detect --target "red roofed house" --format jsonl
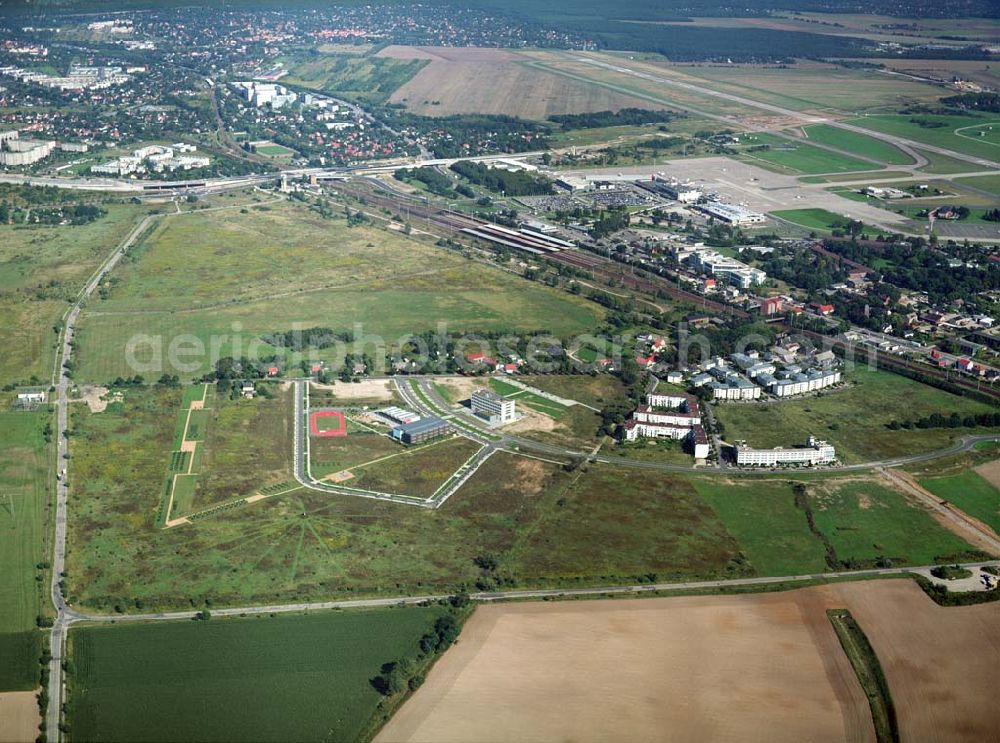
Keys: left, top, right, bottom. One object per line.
{"left": 636, "top": 355, "right": 656, "bottom": 368}
{"left": 267, "top": 366, "right": 279, "bottom": 376}
{"left": 956, "top": 357, "right": 975, "bottom": 373}
{"left": 811, "top": 303, "right": 835, "bottom": 316}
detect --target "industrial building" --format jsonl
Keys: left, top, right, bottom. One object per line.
{"left": 471, "top": 389, "right": 516, "bottom": 425}
{"left": 697, "top": 202, "right": 767, "bottom": 226}
{"left": 378, "top": 406, "right": 421, "bottom": 425}
{"left": 391, "top": 416, "right": 449, "bottom": 445}
{"left": 734, "top": 437, "right": 836, "bottom": 467}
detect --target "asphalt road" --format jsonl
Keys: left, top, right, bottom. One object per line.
{"left": 55, "top": 559, "right": 1000, "bottom": 627}
{"left": 45, "top": 214, "right": 160, "bottom": 741}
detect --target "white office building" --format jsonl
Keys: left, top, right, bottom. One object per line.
{"left": 734, "top": 436, "right": 836, "bottom": 467}
{"left": 471, "top": 389, "right": 516, "bottom": 425}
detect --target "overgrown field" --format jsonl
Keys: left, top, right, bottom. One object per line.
{"left": 68, "top": 607, "right": 446, "bottom": 742}
{"left": 713, "top": 367, "right": 997, "bottom": 464}
{"left": 0, "top": 204, "right": 150, "bottom": 384}
{"left": 920, "top": 469, "right": 1000, "bottom": 534}
{"left": 0, "top": 410, "right": 51, "bottom": 691}
{"left": 74, "top": 201, "right": 603, "bottom": 381}
{"left": 283, "top": 52, "right": 428, "bottom": 103}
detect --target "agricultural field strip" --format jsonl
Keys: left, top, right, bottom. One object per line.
{"left": 160, "top": 384, "right": 211, "bottom": 527}
{"left": 546, "top": 55, "right": 997, "bottom": 169}
{"left": 55, "top": 559, "right": 1000, "bottom": 626}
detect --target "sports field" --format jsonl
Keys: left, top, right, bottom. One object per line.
{"left": 68, "top": 607, "right": 447, "bottom": 742}
{"left": 801, "top": 124, "right": 914, "bottom": 165}
{"left": 0, "top": 411, "right": 50, "bottom": 691}
{"left": 379, "top": 579, "right": 1000, "bottom": 743}
{"left": 74, "top": 201, "right": 603, "bottom": 381}
{"left": 713, "top": 367, "right": 997, "bottom": 464}
{"left": 379, "top": 46, "right": 657, "bottom": 119}
{"left": 0, "top": 204, "right": 150, "bottom": 384}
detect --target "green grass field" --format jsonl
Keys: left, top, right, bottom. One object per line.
{"left": 74, "top": 202, "right": 603, "bottom": 381}
{"left": 801, "top": 124, "right": 914, "bottom": 165}
{"left": 283, "top": 53, "right": 427, "bottom": 103}
{"left": 713, "top": 367, "right": 997, "bottom": 464}
{"left": 956, "top": 174, "right": 1000, "bottom": 198}
{"left": 770, "top": 207, "right": 850, "bottom": 232}
{"left": 737, "top": 132, "right": 879, "bottom": 174}
{"left": 0, "top": 410, "right": 51, "bottom": 690}
{"left": 0, "top": 204, "right": 151, "bottom": 384}
{"left": 68, "top": 607, "right": 446, "bottom": 742}
{"left": 809, "top": 479, "right": 979, "bottom": 565}
{"left": 488, "top": 378, "right": 568, "bottom": 418}
{"left": 920, "top": 469, "right": 1000, "bottom": 534}
{"left": 850, "top": 114, "right": 1000, "bottom": 162}
{"left": 691, "top": 478, "right": 829, "bottom": 575}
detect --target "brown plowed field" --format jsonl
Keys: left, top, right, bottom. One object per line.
{"left": 377, "top": 46, "right": 658, "bottom": 120}
{"left": 377, "top": 579, "right": 1000, "bottom": 743}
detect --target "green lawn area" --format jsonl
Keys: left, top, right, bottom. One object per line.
{"left": 488, "top": 378, "right": 569, "bottom": 418}
{"left": 0, "top": 410, "right": 51, "bottom": 691}
{"left": 770, "top": 207, "right": 850, "bottom": 232}
{"left": 0, "top": 204, "right": 151, "bottom": 384}
{"left": 799, "top": 171, "right": 912, "bottom": 184}
{"left": 713, "top": 367, "right": 997, "bottom": 464}
{"left": 802, "top": 124, "right": 914, "bottom": 165}
{"left": 920, "top": 469, "right": 1000, "bottom": 534}
{"left": 75, "top": 202, "right": 603, "bottom": 382}
{"left": 850, "top": 114, "right": 1000, "bottom": 161}
{"left": 691, "top": 477, "right": 829, "bottom": 576}
{"left": 808, "top": 479, "right": 981, "bottom": 565}
{"left": 254, "top": 143, "right": 296, "bottom": 158}
{"left": 737, "top": 132, "right": 879, "bottom": 174}
{"left": 68, "top": 607, "right": 447, "bottom": 742}
{"left": 956, "top": 174, "right": 1000, "bottom": 198}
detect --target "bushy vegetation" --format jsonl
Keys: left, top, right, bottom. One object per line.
{"left": 940, "top": 92, "right": 1000, "bottom": 113}
{"left": 450, "top": 160, "right": 553, "bottom": 196}
{"left": 549, "top": 108, "right": 677, "bottom": 130}
{"left": 393, "top": 166, "right": 456, "bottom": 197}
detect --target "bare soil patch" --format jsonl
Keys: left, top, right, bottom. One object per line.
{"left": 505, "top": 407, "right": 558, "bottom": 435}
{"left": 73, "top": 384, "right": 110, "bottom": 413}
{"left": 310, "top": 379, "right": 394, "bottom": 402}
{"left": 380, "top": 579, "right": 1000, "bottom": 743}
{"left": 377, "top": 587, "right": 875, "bottom": 743}
{"left": 974, "top": 459, "right": 1000, "bottom": 491}
{"left": 378, "top": 46, "right": 658, "bottom": 120}
{"left": 0, "top": 691, "right": 40, "bottom": 743}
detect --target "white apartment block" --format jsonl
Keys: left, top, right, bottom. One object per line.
{"left": 621, "top": 393, "right": 710, "bottom": 458}
{"left": 471, "top": 389, "right": 516, "bottom": 425}
{"left": 766, "top": 369, "right": 842, "bottom": 397}
{"left": 735, "top": 436, "right": 836, "bottom": 467}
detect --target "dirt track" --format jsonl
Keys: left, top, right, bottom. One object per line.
{"left": 378, "top": 580, "right": 1000, "bottom": 743}
{"left": 0, "top": 692, "right": 40, "bottom": 743}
